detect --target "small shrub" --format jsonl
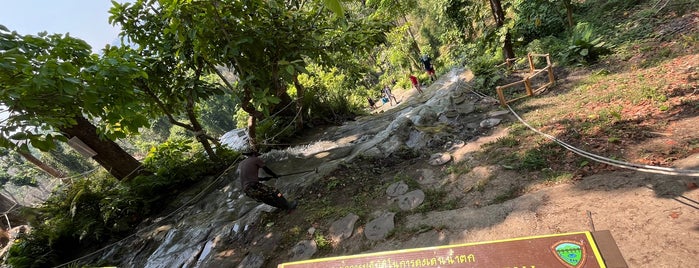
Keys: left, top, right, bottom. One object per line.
{"left": 560, "top": 23, "right": 612, "bottom": 65}
{"left": 518, "top": 148, "right": 548, "bottom": 171}
{"left": 468, "top": 55, "right": 505, "bottom": 94}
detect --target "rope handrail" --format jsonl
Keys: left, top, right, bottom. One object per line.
{"left": 505, "top": 104, "right": 699, "bottom": 177}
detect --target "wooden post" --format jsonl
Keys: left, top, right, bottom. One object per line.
{"left": 496, "top": 86, "right": 507, "bottom": 107}
{"left": 528, "top": 53, "right": 535, "bottom": 73}
{"left": 547, "top": 65, "right": 555, "bottom": 86}
{"left": 524, "top": 77, "right": 533, "bottom": 96}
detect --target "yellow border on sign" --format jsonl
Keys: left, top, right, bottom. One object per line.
{"left": 584, "top": 231, "right": 607, "bottom": 268}
{"left": 279, "top": 231, "right": 607, "bottom": 268}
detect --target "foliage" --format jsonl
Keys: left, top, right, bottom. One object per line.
{"left": 559, "top": 22, "right": 612, "bottom": 65}
{"left": 524, "top": 36, "right": 568, "bottom": 59}
{"left": 0, "top": 148, "right": 41, "bottom": 187}
{"left": 198, "top": 93, "right": 239, "bottom": 137}
{"left": 296, "top": 65, "right": 366, "bottom": 125}
{"left": 511, "top": 0, "right": 568, "bottom": 44}
{"left": 41, "top": 143, "right": 96, "bottom": 175}
{"left": 468, "top": 55, "right": 506, "bottom": 94}
{"left": 6, "top": 143, "right": 238, "bottom": 266}
{"left": 0, "top": 28, "right": 150, "bottom": 145}
{"left": 7, "top": 175, "right": 137, "bottom": 266}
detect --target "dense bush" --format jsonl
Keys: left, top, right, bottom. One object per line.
{"left": 5, "top": 140, "right": 237, "bottom": 267}
{"left": 468, "top": 55, "right": 506, "bottom": 94}
{"left": 512, "top": 0, "right": 568, "bottom": 44}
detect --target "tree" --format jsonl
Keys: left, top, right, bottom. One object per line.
{"left": 109, "top": 2, "right": 229, "bottom": 160}
{"left": 110, "top": 0, "right": 388, "bottom": 149}
{"left": 0, "top": 26, "right": 148, "bottom": 180}
{"left": 444, "top": 0, "right": 515, "bottom": 60}
{"left": 366, "top": 0, "right": 422, "bottom": 69}
{"left": 489, "top": 0, "right": 515, "bottom": 60}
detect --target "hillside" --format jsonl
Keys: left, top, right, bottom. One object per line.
{"left": 3, "top": 5, "right": 697, "bottom": 268}
{"left": 75, "top": 43, "right": 697, "bottom": 266}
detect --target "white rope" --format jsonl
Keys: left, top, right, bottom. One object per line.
{"left": 506, "top": 104, "right": 699, "bottom": 176}
{"left": 56, "top": 167, "right": 100, "bottom": 181}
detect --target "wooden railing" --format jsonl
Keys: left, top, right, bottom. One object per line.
{"left": 495, "top": 53, "right": 555, "bottom": 106}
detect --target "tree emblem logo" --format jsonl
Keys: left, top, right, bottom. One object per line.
{"left": 551, "top": 240, "right": 586, "bottom": 267}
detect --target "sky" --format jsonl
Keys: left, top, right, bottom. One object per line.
{"left": 0, "top": 0, "right": 127, "bottom": 53}
{"left": 0, "top": 1, "right": 129, "bottom": 122}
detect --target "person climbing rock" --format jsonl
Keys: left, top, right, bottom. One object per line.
{"left": 409, "top": 74, "right": 423, "bottom": 94}
{"left": 239, "top": 148, "right": 298, "bottom": 210}
{"left": 420, "top": 54, "right": 436, "bottom": 82}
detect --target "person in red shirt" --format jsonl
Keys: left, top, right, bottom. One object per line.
{"left": 409, "top": 74, "right": 423, "bottom": 94}
{"left": 239, "top": 149, "right": 297, "bottom": 210}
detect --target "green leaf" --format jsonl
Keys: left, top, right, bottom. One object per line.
{"left": 9, "top": 132, "right": 29, "bottom": 140}
{"left": 0, "top": 136, "right": 14, "bottom": 148}
{"left": 324, "top": 0, "right": 345, "bottom": 17}
{"left": 30, "top": 138, "right": 52, "bottom": 151}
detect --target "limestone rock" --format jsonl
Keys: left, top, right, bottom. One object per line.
{"left": 487, "top": 110, "right": 510, "bottom": 117}
{"left": 396, "top": 190, "right": 425, "bottom": 211}
{"left": 237, "top": 253, "right": 265, "bottom": 268}
{"left": 329, "top": 213, "right": 360, "bottom": 243}
{"left": 289, "top": 240, "right": 317, "bottom": 261}
{"left": 429, "top": 153, "right": 452, "bottom": 166}
{"left": 456, "top": 102, "right": 475, "bottom": 115}
{"left": 479, "top": 118, "right": 502, "bottom": 128}
{"left": 364, "top": 212, "right": 395, "bottom": 241}
{"left": 386, "top": 181, "right": 409, "bottom": 197}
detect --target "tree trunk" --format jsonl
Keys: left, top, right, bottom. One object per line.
{"left": 240, "top": 87, "right": 266, "bottom": 150}
{"left": 17, "top": 150, "right": 67, "bottom": 178}
{"left": 292, "top": 73, "right": 305, "bottom": 131}
{"left": 186, "top": 95, "right": 219, "bottom": 161}
{"left": 563, "top": 0, "right": 575, "bottom": 28}
{"left": 489, "top": 0, "right": 515, "bottom": 60}
{"left": 401, "top": 13, "right": 422, "bottom": 63}
{"left": 60, "top": 116, "right": 143, "bottom": 181}
{"left": 0, "top": 136, "right": 67, "bottom": 178}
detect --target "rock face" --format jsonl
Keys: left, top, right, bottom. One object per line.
{"left": 364, "top": 212, "right": 396, "bottom": 241}
{"left": 289, "top": 240, "right": 317, "bottom": 262}
{"left": 329, "top": 214, "right": 360, "bottom": 243}
{"left": 76, "top": 69, "right": 509, "bottom": 267}
{"left": 386, "top": 181, "right": 409, "bottom": 197}
{"left": 395, "top": 190, "right": 425, "bottom": 211}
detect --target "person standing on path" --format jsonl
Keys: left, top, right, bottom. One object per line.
{"left": 382, "top": 85, "right": 399, "bottom": 106}
{"left": 239, "top": 148, "right": 298, "bottom": 210}
{"left": 409, "top": 74, "right": 423, "bottom": 94}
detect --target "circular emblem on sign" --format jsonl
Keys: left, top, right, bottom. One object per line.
{"left": 551, "top": 240, "right": 586, "bottom": 268}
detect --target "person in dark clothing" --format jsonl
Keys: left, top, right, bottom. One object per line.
{"left": 367, "top": 96, "right": 377, "bottom": 109}
{"left": 239, "top": 149, "right": 297, "bottom": 210}
{"left": 420, "top": 54, "right": 436, "bottom": 82}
